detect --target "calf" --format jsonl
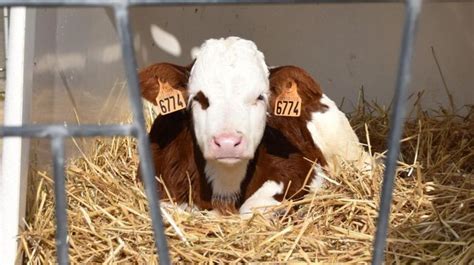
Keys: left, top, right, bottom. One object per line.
{"left": 138, "top": 37, "right": 370, "bottom": 215}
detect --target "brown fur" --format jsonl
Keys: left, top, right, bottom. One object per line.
{"left": 268, "top": 66, "right": 328, "bottom": 157}
{"left": 138, "top": 63, "right": 329, "bottom": 214}
{"left": 193, "top": 91, "right": 210, "bottom": 110}
{"left": 138, "top": 63, "right": 213, "bottom": 211}
{"left": 147, "top": 111, "right": 213, "bottom": 210}
{"left": 138, "top": 62, "right": 192, "bottom": 104}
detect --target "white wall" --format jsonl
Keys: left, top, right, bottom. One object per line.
{"left": 131, "top": 2, "right": 473, "bottom": 112}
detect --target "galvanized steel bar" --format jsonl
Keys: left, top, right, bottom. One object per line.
{"left": 371, "top": 0, "right": 422, "bottom": 264}
{"left": 0, "top": 124, "right": 136, "bottom": 138}
{"left": 51, "top": 137, "right": 69, "bottom": 265}
{"left": 113, "top": 3, "right": 171, "bottom": 264}
{"left": 0, "top": 0, "right": 393, "bottom": 7}
{"left": 0, "top": 0, "right": 460, "bottom": 7}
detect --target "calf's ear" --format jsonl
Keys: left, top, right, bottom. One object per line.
{"left": 138, "top": 62, "right": 193, "bottom": 105}
{"left": 268, "top": 65, "right": 326, "bottom": 119}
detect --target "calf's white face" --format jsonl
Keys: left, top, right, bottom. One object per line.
{"left": 188, "top": 37, "right": 269, "bottom": 165}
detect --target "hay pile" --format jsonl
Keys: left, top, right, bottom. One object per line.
{"left": 19, "top": 100, "right": 473, "bottom": 263}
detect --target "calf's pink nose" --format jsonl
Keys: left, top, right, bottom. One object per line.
{"left": 212, "top": 133, "right": 244, "bottom": 157}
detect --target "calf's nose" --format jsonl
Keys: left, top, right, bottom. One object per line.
{"left": 212, "top": 133, "right": 244, "bottom": 157}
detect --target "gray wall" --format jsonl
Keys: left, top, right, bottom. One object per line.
{"left": 28, "top": 3, "right": 474, "bottom": 126}
{"left": 28, "top": 7, "right": 130, "bottom": 166}
{"left": 24, "top": 2, "right": 473, "bottom": 164}
{"left": 31, "top": 7, "right": 129, "bottom": 125}
{"left": 131, "top": 2, "right": 473, "bottom": 112}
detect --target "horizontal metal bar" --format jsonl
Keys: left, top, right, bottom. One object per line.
{"left": 128, "top": 0, "right": 466, "bottom": 4}
{"left": 130, "top": 0, "right": 403, "bottom": 4}
{"left": 0, "top": 124, "right": 136, "bottom": 138}
{"left": 0, "top": 0, "right": 466, "bottom": 7}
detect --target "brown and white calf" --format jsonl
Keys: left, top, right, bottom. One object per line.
{"left": 138, "top": 37, "right": 371, "bottom": 215}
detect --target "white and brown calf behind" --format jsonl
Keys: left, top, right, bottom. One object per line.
{"left": 138, "top": 36, "right": 372, "bottom": 216}
{"left": 138, "top": 64, "right": 329, "bottom": 216}
{"left": 139, "top": 37, "right": 272, "bottom": 213}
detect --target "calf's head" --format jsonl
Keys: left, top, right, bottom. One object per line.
{"left": 140, "top": 37, "right": 269, "bottom": 167}
{"left": 188, "top": 37, "right": 269, "bottom": 165}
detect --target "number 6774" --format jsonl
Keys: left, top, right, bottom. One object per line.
{"left": 276, "top": 100, "right": 300, "bottom": 116}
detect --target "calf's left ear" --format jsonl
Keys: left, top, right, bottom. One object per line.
{"left": 268, "top": 65, "right": 326, "bottom": 119}
{"left": 138, "top": 62, "right": 192, "bottom": 105}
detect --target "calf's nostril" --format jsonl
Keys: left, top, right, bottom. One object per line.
{"left": 234, "top": 137, "right": 242, "bottom": 147}
{"left": 213, "top": 137, "right": 221, "bottom": 147}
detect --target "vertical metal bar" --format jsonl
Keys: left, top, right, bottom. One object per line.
{"left": 113, "top": 3, "right": 171, "bottom": 264}
{"left": 51, "top": 136, "right": 69, "bottom": 265}
{"left": 371, "top": 0, "right": 422, "bottom": 264}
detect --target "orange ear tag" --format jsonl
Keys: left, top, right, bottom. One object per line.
{"left": 274, "top": 80, "right": 302, "bottom": 117}
{"left": 154, "top": 80, "right": 187, "bottom": 116}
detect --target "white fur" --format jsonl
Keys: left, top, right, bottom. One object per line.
{"left": 205, "top": 160, "right": 249, "bottom": 199}
{"left": 239, "top": 180, "right": 284, "bottom": 219}
{"left": 306, "top": 94, "right": 373, "bottom": 173}
{"left": 309, "top": 166, "right": 327, "bottom": 191}
{"left": 188, "top": 37, "right": 270, "bottom": 199}
{"left": 188, "top": 37, "right": 269, "bottom": 161}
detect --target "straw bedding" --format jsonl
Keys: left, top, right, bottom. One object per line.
{"left": 19, "top": 100, "right": 473, "bottom": 264}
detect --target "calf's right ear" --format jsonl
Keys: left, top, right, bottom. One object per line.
{"left": 138, "top": 62, "right": 192, "bottom": 105}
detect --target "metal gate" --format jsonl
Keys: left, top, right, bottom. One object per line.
{"left": 0, "top": 1, "right": 423, "bottom": 264}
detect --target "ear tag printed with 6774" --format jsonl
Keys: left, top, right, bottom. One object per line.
{"left": 274, "top": 80, "right": 302, "bottom": 117}
{"left": 154, "top": 80, "right": 186, "bottom": 116}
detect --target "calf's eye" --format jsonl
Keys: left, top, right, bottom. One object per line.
{"left": 193, "top": 91, "right": 210, "bottom": 110}
{"left": 257, "top": 94, "right": 264, "bottom": 101}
